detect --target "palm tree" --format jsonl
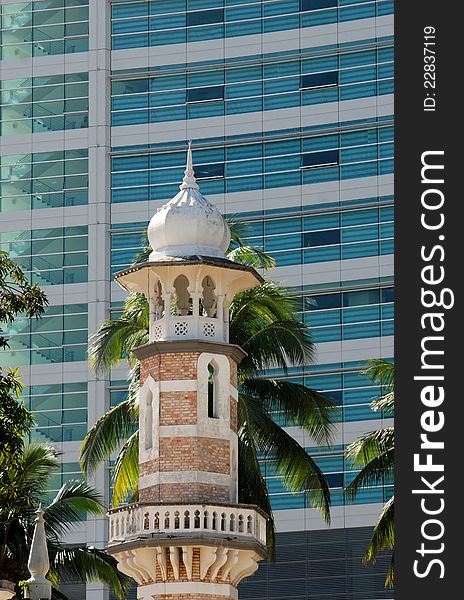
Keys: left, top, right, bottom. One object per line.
{"left": 80, "top": 228, "right": 336, "bottom": 554}
{"left": 344, "top": 359, "right": 394, "bottom": 586}
{"left": 0, "top": 443, "right": 132, "bottom": 599}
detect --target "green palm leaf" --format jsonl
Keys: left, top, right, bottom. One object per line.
{"left": 80, "top": 399, "right": 138, "bottom": 476}
{"left": 111, "top": 431, "right": 139, "bottom": 507}
{"left": 240, "top": 392, "right": 331, "bottom": 522}
{"left": 50, "top": 546, "right": 132, "bottom": 599}
{"left": 241, "top": 378, "right": 335, "bottom": 444}
{"left": 45, "top": 481, "right": 105, "bottom": 537}
{"left": 364, "top": 495, "right": 394, "bottom": 587}
{"left": 344, "top": 359, "right": 395, "bottom": 585}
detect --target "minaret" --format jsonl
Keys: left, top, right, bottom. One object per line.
{"left": 107, "top": 143, "right": 267, "bottom": 600}
{"left": 25, "top": 506, "right": 51, "bottom": 600}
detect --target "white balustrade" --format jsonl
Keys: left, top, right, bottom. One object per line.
{"left": 108, "top": 503, "right": 267, "bottom": 547}
{"left": 150, "top": 315, "right": 224, "bottom": 342}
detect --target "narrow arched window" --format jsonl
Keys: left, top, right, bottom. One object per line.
{"left": 145, "top": 388, "right": 153, "bottom": 450}
{"left": 208, "top": 362, "right": 216, "bottom": 418}
{"left": 173, "top": 275, "right": 190, "bottom": 316}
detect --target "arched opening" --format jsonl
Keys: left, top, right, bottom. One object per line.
{"left": 173, "top": 275, "right": 191, "bottom": 315}
{"left": 153, "top": 280, "right": 165, "bottom": 319}
{"left": 201, "top": 276, "right": 217, "bottom": 317}
{"left": 207, "top": 362, "right": 218, "bottom": 418}
{"left": 145, "top": 388, "right": 153, "bottom": 450}
{"left": 230, "top": 448, "right": 237, "bottom": 502}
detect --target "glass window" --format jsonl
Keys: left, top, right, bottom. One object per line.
{"left": 302, "top": 150, "right": 339, "bottom": 168}
{"left": 187, "top": 8, "right": 224, "bottom": 26}
{"left": 303, "top": 229, "right": 340, "bottom": 247}
{"left": 187, "top": 85, "right": 224, "bottom": 102}
{"left": 300, "top": 0, "right": 337, "bottom": 11}
{"left": 195, "top": 162, "right": 224, "bottom": 179}
{"left": 300, "top": 71, "right": 338, "bottom": 89}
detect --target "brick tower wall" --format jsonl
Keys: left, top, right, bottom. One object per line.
{"left": 138, "top": 349, "right": 239, "bottom": 504}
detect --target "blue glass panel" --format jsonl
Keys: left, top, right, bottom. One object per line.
{"left": 302, "top": 150, "right": 338, "bottom": 168}
{"left": 264, "top": 14, "right": 299, "bottom": 32}
{"left": 339, "top": 4, "right": 375, "bottom": 22}
{"left": 301, "top": 86, "right": 338, "bottom": 105}
{"left": 150, "top": 106, "right": 186, "bottom": 122}
{"left": 264, "top": 170, "right": 301, "bottom": 188}
{"left": 301, "top": 71, "right": 337, "bottom": 89}
{"left": 341, "top": 240, "right": 379, "bottom": 259}
{"left": 341, "top": 224, "right": 378, "bottom": 243}
{"left": 112, "top": 19, "right": 148, "bottom": 34}
{"left": 226, "top": 175, "right": 263, "bottom": 193}
{"left": 263, "top": 92, "right": 299, "bottom": 110}
{"left": 225, "top": 20, "right": 261, "bottom": 37}
{"left": 273, "top": 250, "right": 302, "bottom": 266}
{"left": 112, "top": 111, "right": 149, "bottom": 126}
{"left": 150, "top": 91, "right": 185, "bottom": 107}
{"left": 300, "top": 0, "right": 337, "bottom": 10}
{"left": 303, "top": 245, "right": 340, "bottom": 263}
{"left": 150, "top": 29, "right": 186, "bottom": 45}
{"left": 226, "top": 81, "right": 263, "bottom": 98}
{"left": 187, "top": 101, "right": 224, "bottom": 118}
{"left": 112, "top": 34, "right": 148, "bottom": 49}
{"left": 187, "top": 8, "right": 224, "bottom": 26}
{"left": 226, "top": 97, "right": 263, "bottom": 114}
{"left": 343, "top": 321, "right": 380, "bottom": 339}
{"left": 188, "top": 24, "right": 224, "bottom": 41}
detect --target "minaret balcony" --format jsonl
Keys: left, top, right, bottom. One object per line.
{"left": 108, "top": 502, "right": 267, "bottom": 548}
{"left": 150, "top": 315, "right": 225, "bottom": 343}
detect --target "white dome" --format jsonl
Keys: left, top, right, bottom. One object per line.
{"left": 148, "top": 144, "right": 231, "bottom": 261}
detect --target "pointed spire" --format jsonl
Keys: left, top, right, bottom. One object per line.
{"left": 26, "top": 505, "right": 51, "bottom": 600}
{"left": 179, "top": 140, "right": 200, "bottom": 191}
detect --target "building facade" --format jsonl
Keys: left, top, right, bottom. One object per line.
{"left": 0, "top": 1, "right": 393, "bottom": 599}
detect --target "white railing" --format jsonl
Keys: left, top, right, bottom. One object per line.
{"left": 108, "top": 503, "right": 267, "bottom": 547}
{"left": 150, "top": 315, "right": 224, "bottom": 342}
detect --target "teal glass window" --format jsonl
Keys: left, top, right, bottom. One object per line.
{"left": 187, "top": 85, "right": 224, "bottom": 103}
{"left": 303, "top": 229, "right": 340, "bottom": 247}
{"left": 300, "top": 71, "right": 338, "bottom": 89}
{"left": 0, "top": 226, "right": 88, "bottom": 285}
{"left": 300, "top": 0, "right": 337, "bottom": 10}
{"left": 0, "top": 1, "right": 89, "bottom": 59}
{"left": 26, "top": 383, "right": 88, "bottom": 444}
{"left": 187, "top": 9, "right": 224, "bottom": 27}
{"left": 195, "top": 162, "right": 224, "bottom": 179}
{"left": 0, "top": 73, "right": 89, "bottom": 136}
{"left": 1, "top": 303, "right": 88, "bottom": 366}
{"left": 302, "top": 150, "right": 339, "bottom": 168}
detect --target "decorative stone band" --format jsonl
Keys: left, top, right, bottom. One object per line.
{"left": 133, "top": 339, "right": 247, "bottom": 365}
{"left": 109, "top": 544, "right": 262, "bottom": 590}
{"left": 139, "top": 471, "right": 231, "bottom": 489}
{"left": 108, "top": 502, "right": 267, "bottom": 547}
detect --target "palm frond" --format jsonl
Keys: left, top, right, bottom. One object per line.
{"left": 241, "top": 378, "right": 335, "bottom": 445}
{"left": 346, "top": 427, "right": 394, "bottom": 466}
{"left": 238, "top": 400, "right": 275, "bottom": 559}
{"left": 51, "top": 546, "right": 133, "bottom": 599}
{"left": 227, "top": 245, "right": 276, "bottom": 270}
{"left": 364, "top": 495, "right": 394, "bottom": 587}
{"left": 238, "top": 320, "right": 315, "bottom": 375}
{"left": 88, "top": 293, "right": 149, "bottom": 372}
{"left": 14, "top": 444, "right": 60, "bottom": 499}
{"left": 344, "top": 449, "right": 394, "bottom": 500}
{"left": 363, "top": 359, "right": 394, "bottom": 387}
{"left": 80, "top": 399, "right": 138, "bottom": 476}
{"left": 371, "top": 391, "right": 394, "bottom": 415}
{"left": 45, "top": 481, "right": 105, "bottom": 537}
{"left": 240, "top": 393, "right": 331, "bottom": 523}
{"left": 111, "top": 431, "right": 139, "bottom": 507}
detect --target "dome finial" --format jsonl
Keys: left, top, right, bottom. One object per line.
{"left": 180, "top": 140, "right": 200, "bottom": 191}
